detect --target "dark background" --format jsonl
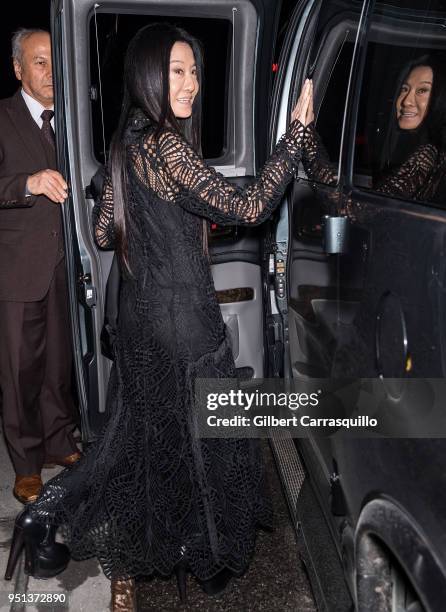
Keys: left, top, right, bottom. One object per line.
{"left": 88, "top": 14, "right": 233, "bottom": 162}
{"left": 0, "top": 1, "right": 295, "bottom": 100}
{"left": 0, "top": 3, "right": 51, "bottom": 97}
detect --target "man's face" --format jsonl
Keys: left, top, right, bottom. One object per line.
{"left": 13, "top": 32, "right": 53, "bottom": 108}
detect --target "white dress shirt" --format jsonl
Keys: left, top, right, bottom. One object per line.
{"left": 21, "top": 89, "right": 55, "bottom": 130}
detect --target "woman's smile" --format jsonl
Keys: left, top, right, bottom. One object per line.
{"left": 169, "top": 41, "right": 199, "bottom": 118}
{"left": 396, "top": 65, "right": 433, "bottom": 130}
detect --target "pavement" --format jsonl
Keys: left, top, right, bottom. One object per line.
{"left": 0, "top": 426, "right": 316, "bottom": 611}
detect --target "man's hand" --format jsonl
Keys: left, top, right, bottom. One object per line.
{"left": 26, "top": 170, "right": 68, "bottom": 204}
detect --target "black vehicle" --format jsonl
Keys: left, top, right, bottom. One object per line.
{"left": 52, "top": 0, "right": 446, "bottom": 610}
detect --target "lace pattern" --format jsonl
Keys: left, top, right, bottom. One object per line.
{"left": 375, "top": 143, "right": 443, "bottom": 201}
{"left": 300, "top": 125, "right": 445, "bottom": 204}
{"left": 29, "top": 116, "right": 307, "bottom": 582}
{"left": 93, "top": 119, "right": 306, "bottom": 249}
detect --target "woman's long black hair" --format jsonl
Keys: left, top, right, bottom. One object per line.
{"left": 110, "top": 23, "right": 204, "bottom": 274}
{"left": 377, "top": 54, "right": 446, "bottom": 177}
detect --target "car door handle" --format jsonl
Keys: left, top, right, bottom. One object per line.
{"left": 322, "top": 215, "right": 350, "bottom": 254}
{"left": 77, "top": 272, "right": 97, "bottom": 307}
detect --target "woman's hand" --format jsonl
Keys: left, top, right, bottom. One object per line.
{"left": 291, "top": 79, "right": 314, "bottom": 126}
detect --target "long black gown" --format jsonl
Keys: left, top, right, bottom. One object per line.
{"left": 29, "top": 114, "right": 306, "bottom": 581}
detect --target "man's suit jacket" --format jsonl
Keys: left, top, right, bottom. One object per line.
{"left": 0, "top": 90, "right": 64, "bottom": 302}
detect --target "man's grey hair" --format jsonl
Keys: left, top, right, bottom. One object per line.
{"left": 11, "top": 28, "right": 49, "bottom": 64}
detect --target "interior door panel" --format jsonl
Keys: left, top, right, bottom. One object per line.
{"left": 212, "top": 261, "right": 264, "bottom": 378}
{"left": 209, "top": 174, "right": 266, "bottom": 379}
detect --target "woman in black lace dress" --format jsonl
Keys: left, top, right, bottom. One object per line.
{"left": 6, "top": 23, "right": 313, "bottom": 610}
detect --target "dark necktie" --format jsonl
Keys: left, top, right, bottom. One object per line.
{"left": 41, "top": 109, "right": 55, "bottom": 148}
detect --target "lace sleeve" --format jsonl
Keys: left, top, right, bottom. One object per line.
{"left": 92, "top": 169, "right": 115, "bottom": 249}
{"left": 375, "top": 144, "right": 438, "bottom": 198}
{"left": 301, "top": 123, "right": 338, "bottom": 186}
{"left": 135, "top": 120, "right": 306, "bottom": 226}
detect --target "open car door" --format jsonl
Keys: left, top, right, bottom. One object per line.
{"left": 266, "top": 1, "right": 365, "bottom": 608}
{"left": 51, "top": 0, "right": 282, "bottom": 438}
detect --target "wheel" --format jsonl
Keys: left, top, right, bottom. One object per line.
{"left": 356, "top": 534, "right": 426, "bottom": 612}
{"left": 391, "top": 563, "right": 425, "bottom": 612}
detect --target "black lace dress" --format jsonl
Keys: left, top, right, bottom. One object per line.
{"left": 29, "top": 116, "right": 307, "bottom": 582}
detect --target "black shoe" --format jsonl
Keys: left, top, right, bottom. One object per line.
{"left": 4, "top": 508, "right": 70, "bottom": 581}
{"left": 199, "top": 568, "right": 233, "bottom": 596}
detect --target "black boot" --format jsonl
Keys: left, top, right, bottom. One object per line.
{"left": 4, "top": 508, "right": 70, "bottom": 580}
{"left": 199, "top": 568, "right": 233, "bottom": 596}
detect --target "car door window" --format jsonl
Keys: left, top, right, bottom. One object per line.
{"left": 353, "top": 0, "right": 446, "bottom": 208}
{"left": 90, "top": 13, "right": 231, "bottom": 164}
{"left": 278, "top": 1, "right": 363, "bottom": 384}
{"left": 297, "top": 0, "right": 362, "bottom": 184}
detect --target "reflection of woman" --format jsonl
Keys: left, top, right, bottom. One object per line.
{"left": 377, "top": 57, "right": 434, "bottom": 174}
{"left": 302, "top": 58, "right": 446, "bottom": 206}
{"left": 375, "top": 55, "right": 446, "bottom": 203}
{"left": 395, "top": 62, "right": 432, "bottom": 131}
{"left": 6, "top": 24, "right": 313, "bottom": 610}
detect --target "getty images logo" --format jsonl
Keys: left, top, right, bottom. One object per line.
{"left": 206, "top": 389, "right": 321, "bottom": 411}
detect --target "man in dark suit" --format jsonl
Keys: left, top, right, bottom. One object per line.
{"left": 0, "top": 28, "right": 80, "bottom": 503}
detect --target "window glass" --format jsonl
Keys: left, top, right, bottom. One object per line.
{"left": 299, "top": 1, "right": 362, "bottom": 184}
{"left": 89, "top": 14, "right": 231, "bottom": 164}
{"left": 353, "top": 1, "right": 446, "bottom": 207}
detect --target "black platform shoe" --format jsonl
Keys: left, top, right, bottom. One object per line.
{"left": 4, "top": 508, "right": 70, "bottom": 581}
{"left": 198, "top": 568, "right": 233, "bottom": 597}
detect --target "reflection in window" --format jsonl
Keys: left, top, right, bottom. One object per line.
{"left": 353, "top": 2, "right": 446, "bottom": 208}
{"left": 298, "top": 0, "right": 361, "bottom": 185}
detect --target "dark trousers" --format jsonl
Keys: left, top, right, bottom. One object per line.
{"left": 0, "top": 258, "right": 78, "bottom": 475}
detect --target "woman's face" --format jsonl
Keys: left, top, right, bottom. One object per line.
{"left": 396, "top": 65, "right": 433, "bottom": 130}
{"left": 169, "top": 41, "right": 199, "bottom": 119}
